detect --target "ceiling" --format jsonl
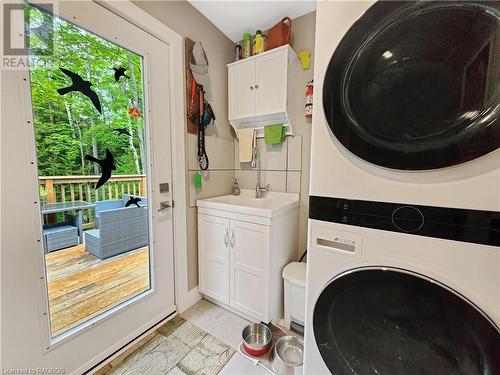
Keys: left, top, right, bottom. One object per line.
{"left": 189, "top": 1, "right": 316, "bottom": 42}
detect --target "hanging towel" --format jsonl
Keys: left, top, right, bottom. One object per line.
{"left": 238, "top": 128, "right": 255, "bottom": 163}
{"left": 264, "top": 124, "right": 286, "bottom": 145}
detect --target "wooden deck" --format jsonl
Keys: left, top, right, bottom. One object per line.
{"left": 45, "top": 244, "right": 150, "bottom": 336}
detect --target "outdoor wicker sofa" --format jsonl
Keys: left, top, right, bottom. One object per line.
{"left": 85, "top": 194, "right": 148, "bottom": 259}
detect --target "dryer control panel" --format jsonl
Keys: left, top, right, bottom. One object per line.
{"left": 309, "top": 196, "right": 500, "bottom": 247}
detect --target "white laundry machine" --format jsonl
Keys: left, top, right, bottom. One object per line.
{"left": 304, "top": 1, "right": 500, "bottom": 374}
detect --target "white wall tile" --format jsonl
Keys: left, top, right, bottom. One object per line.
{"left": 263, "top": 171, "right": 287, "bottom": 192}
{"left": 234, "top": 138, "right": 288, "bottom": 171}
{"left": 234, "top": 170, "right": 256, "bottom": 190}
{"left": 188, "top": 134, "right": 235, "bottom": 171}
{"left": 287, "top": 136, "right": 302, "bottom": 171}
{"left": 286, "top": 172, "right": 301, "bottom": 194}
{"left": 189, "top": 170, "right": 234, "bottom": 207}
{"left": 234, "top": 170, "right": 287, "bottom": 193}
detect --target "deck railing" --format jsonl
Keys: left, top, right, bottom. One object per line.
{"left": 39, "top": 175, "right": 147, "bottom": 228}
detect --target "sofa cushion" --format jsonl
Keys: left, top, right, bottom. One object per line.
{"left": 95, "top": 200, "right": 123, "bottom": 217}
{"left": 85, "top": 229, "right": 100, "bottom": 239}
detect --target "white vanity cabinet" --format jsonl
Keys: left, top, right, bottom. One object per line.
{"left": 197, "top": 214, "right": 231, "bottom": 305}
{"left": 227, "top": 45, "right": 299, "bottom": 134}
{"left": 197, "top": 191, "right": 299, "bottom": 323}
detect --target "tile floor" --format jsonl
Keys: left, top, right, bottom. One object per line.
{"left": 181, "top": 299, "right": 270, "bottom": 375}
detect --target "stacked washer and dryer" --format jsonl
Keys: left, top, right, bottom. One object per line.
{"left": 305, "top": 1, "right": 500, "bottom": 374}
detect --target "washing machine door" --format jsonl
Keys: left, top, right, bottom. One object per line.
{"left": 313, "top": 268, "right": 500, "bottom": 375}
{"left": 323, "top": 1, "right": 500, "bottom": 170}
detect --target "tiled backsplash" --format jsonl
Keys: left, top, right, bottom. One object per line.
{"left": 188, "top": 135, "right": 303, "bottom": 207}
{"left": 234, "top": 136, "right": 303, "bottom": 194}
{"left": 188, "top": 134, "right": 235, "bottom": 207}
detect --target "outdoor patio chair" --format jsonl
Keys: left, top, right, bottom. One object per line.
{"left": 85, "top": 195, "right": 148, "bottom": 259}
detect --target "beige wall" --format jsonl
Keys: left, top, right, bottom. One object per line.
{"left": 134, "top": 0, "right": 235, "bottom": 290}
{"left": 133, "top": 2, "right": 315, "bottom": 291}
{"left": 234, "top": 11, "right": 316, "bottom": 259}
{"left": 290, "top": 11, "right": 316, "bottom": 258}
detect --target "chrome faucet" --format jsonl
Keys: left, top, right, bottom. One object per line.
{"left": 251, "top": 131, "right": 270, "bottom": 198}
{"left": 250, "top": 131, "right": 257, "bottom": 169}
{"left": 255, "top": 182, "right": 270, "bottom": 198}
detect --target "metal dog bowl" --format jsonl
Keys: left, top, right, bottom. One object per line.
{"left": 242, "top": 323, "right": 272, "bottom": 356}
{"left": 271, "top": 335, "right": 304, "bottom": 375}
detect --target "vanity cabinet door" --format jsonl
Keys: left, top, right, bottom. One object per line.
{"left": 228, "top": 60, "right": 256, "bottom": 120}
{"left": 229, "top": 219, "right": 270, "bottom": 321}
{"left": 198, "top": 214, "right": 230, "bottom": 304}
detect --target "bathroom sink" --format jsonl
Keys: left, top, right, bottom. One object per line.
{"left": 197, "top": 189, "right": 299, "bottom": 218}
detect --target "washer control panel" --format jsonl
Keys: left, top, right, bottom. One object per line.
{"left": 391, "top": 206, "right": 424, "bottom": 233}
{"left": 309, "top": 196, "right": 500, "bottom": 247}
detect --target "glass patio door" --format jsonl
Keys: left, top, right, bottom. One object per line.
{"left": 1, "top": 1, "right": 175, "bottom": 372}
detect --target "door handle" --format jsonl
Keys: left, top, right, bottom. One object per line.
{"left": 224, "top": 229, "right": 229, "bottom": 247}
{"left": 157, "top": 201, "right": 171, "bottom": 212}
{"left": 230, "top": 230, "right": 235, "bottom": 248}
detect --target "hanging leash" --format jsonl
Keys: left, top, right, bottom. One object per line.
{"left": 197, "top": 85, "right": 209, "bottom": 170}
{"left": 188, "top": 79, "right": 198, "bottom": 123}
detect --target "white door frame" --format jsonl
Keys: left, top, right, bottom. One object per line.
{"left": 0, "top": 1, "right": 193, "bottom": 373}
{"left": 97, "top": 0, "right": 194, "bottom": 315}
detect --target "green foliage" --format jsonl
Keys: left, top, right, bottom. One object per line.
{"left": 26, "top": 4, "right": 146, "bottom": 177}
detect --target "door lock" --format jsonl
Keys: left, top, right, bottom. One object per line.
{"left": 159, "top": 183, "right": 169, "bottom": 193}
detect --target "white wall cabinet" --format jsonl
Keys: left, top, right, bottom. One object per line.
{"left": 227, "top": 45, "right": 299, "bottom": 135}
{"left": 197, "top": 194, "right": 299, "bottom": 323}
{"left": 228, "top": 60, "right": 256, "bottom": 120}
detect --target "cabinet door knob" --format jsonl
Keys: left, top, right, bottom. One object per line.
{"left": 230, "top": 230, "right": 235, "bottom": 247}
{"left": 250, "top": 86, "right": 254, "bottom": 90}
{"left": 255, "top": 84, "right": 259, "bottom": 89}
{"left": 224, "top": 229, "right": 229, "bottom": 247}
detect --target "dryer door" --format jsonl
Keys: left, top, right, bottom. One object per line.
{"left": 313, "top": 268, "right": 500, "bottom": 374}
{"left": 323, "top": 1, "right": 500, "bottom": 170}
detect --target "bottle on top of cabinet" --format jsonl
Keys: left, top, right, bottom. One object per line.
{"left": 253, "top": 30, "right": 266, "bottom": 55}
{"left": 234, "top": 43, "right": 242, "bottom": 61}
{"left": 242, "top": 33, "right": 252, "bottom": 58}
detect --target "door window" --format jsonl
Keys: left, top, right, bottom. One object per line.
{"left": 27, "top": 4, "right": 151, "bottom": 337}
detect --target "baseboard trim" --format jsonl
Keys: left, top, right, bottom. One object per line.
{"left": 178, "top": 286, "right": 202, "bottom": 313}
{"left": 203, "top": 295, "right": 260, "bottom": 323}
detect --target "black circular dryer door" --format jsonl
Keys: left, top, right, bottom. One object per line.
{"left": 323, "top": 1, "right": 500, "bottom": 170}
{"left": 313, "top": 269, "right": 500, "bottom": 375}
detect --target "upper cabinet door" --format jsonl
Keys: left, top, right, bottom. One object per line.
{"left": 198, "top": 214, "right": 230, "bottom": 304}
{"left": 255, "top": 49, "right": 288, "bottom": 116}
{"left": 228, "top": 60, "right": 256, "bottom": 120}
{"left": 230, "top": 219, "right": 270, "bottom": 321}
